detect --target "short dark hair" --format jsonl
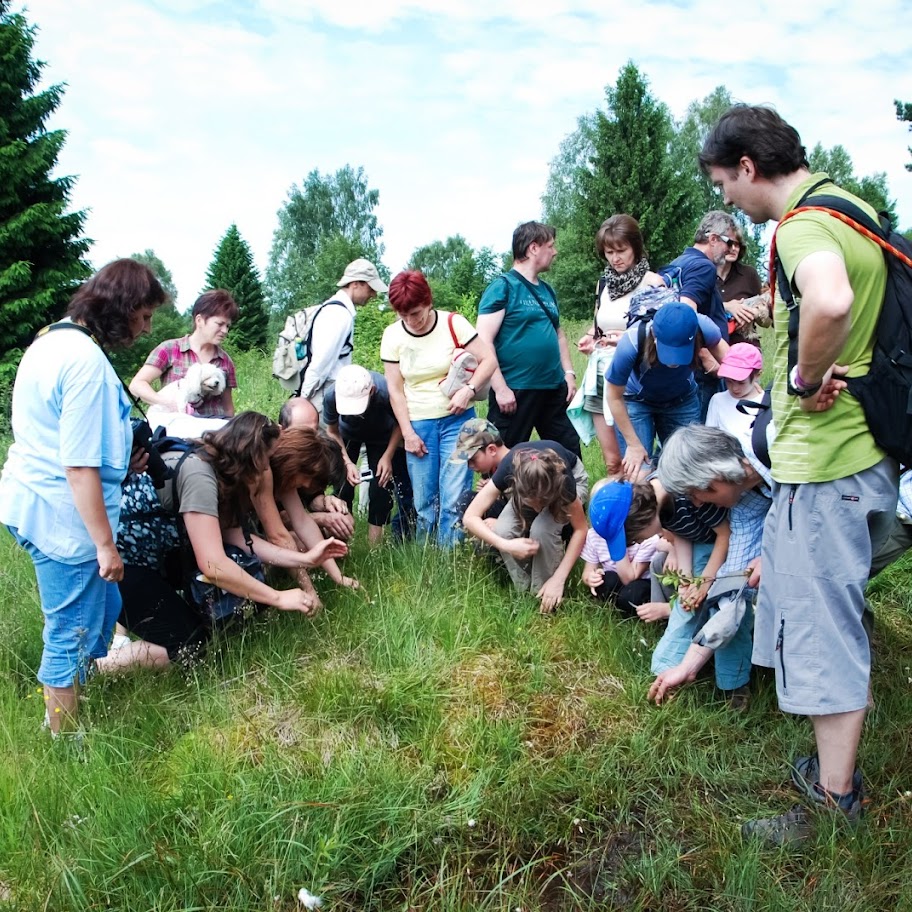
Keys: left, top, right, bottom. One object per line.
{"left": 67, "top": 258, "right": 167, "bottom": 350}
{"left": 192, "top": 289, "right": 239, "bottom": 322}
{"left": 595, "top": 214, "right": 645, "bottom": 262}
{"left": 512, "top": 221, "right": 556, "bottom": 261}
{"left": 699, "top": 104, "right": 809, "bottom": 179}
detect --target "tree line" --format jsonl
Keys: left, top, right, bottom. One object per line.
{"left": 2, "top": 0, "right": 907, "bottom": 378}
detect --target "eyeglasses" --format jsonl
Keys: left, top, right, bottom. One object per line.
{"left": 718, "top": 234, "right": 740, "bottom": 248}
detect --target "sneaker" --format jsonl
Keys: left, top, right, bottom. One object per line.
{"left": 790, "top": 754, "right": 864, "bottom": 805}
{"left": 743, "top": 777, "right": 864, "bottom": 846}
{"left": 741, "top": 805, "right": 814, "bottom": 845}
{"left": 724, "top": 685, "right": 750, "bottom": 713}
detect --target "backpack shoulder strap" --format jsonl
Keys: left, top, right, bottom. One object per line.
{"left": 315, "top": 298, "right": 353, "bottom": 357}
{"left": 632, "top": 319, "right": 649, "bottom": 377}
{"left": 594, "top": 277, "right": 607, "bottom": 337}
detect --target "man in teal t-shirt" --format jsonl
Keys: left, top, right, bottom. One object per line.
{"left": 476, "top": 221, "right": 580, "bottom": 455}
{"left": 701, "top": 104, "right": 897, "bottom": 846}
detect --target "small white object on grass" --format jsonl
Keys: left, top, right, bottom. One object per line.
{"left": 298, "top": 887, "right": 323, "bottom": 909}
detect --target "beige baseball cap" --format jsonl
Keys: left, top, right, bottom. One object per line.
{"left": 337, "top": 259, "right": 388, "bottom": 293}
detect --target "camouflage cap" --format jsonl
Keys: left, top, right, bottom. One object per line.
{"left": 449, "top": 418, "right": 502, "bottom": 462}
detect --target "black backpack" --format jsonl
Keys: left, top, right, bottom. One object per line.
{"left": 771, "top": 181, "right": 912, "bottom": 465}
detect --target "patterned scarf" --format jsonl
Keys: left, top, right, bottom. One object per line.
{"left": 602, "top": 256, "right": 650, "bottom": 300}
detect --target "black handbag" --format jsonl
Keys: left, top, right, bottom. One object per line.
{"left": 188, "top": 533, "right": 266, "bottom": 624}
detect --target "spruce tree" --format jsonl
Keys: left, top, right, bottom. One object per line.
{"left": 0, "top": 0, "right": 90, "bottom": 377}
{"left": 205, "top": 224, "right": 268, "bottom": 351}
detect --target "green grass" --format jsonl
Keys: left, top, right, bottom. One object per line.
{"left": 1, "top": 333, "right": 912, "bottom": 910}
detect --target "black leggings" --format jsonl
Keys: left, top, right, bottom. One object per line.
{"left": 592, "top": 574, "right": 651, "bottom": 619}
{"left": 118, "top": 565, "right": 208, "bottom": 661}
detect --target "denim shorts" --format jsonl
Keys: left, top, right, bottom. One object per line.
{"left": 9, "top": 527, "right": 122, "bottom": 688}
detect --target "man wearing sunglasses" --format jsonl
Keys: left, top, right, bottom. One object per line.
{"left": 660, "top": 210, "right": 739, "bottom": 419}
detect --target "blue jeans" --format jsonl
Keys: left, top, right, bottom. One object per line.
{"left": 9, "top": 527, "right": 121, "bottom": 688}
{"left": 650, "top": 541, "right": 753, "bottom": 690}
{"left": 407, "top": 411, "right": 474, "bottom": 547}
{"left": 615, "top": 389, "right": 701, "bottom": 462}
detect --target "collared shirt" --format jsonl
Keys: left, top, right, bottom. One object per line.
{"left": 300, "top": 289, "right": 357, "bottom": 399}
{"left": 145, "top": 335, "right": 237, "bottom": 417}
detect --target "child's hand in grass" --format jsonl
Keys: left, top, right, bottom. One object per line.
{"left": 502, "top": 538, "right": 539, "bottom": 560}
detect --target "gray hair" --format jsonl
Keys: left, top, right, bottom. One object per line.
{"left": 693, "top": 210, "right": 738, "bottom": 245}
{"left": 657, "top": 425, "right": 748, "bottom": 495}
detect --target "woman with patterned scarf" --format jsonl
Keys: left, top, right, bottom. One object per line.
{"left": 576, "top": 215, "right": 663, "bottom": 475}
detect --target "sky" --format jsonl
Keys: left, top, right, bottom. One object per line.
{"left": 20, "top": 0, "right": 912, "bottom": 309}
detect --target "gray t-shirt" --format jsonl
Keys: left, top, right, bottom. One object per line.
{"left": 160, "top": 450, "right": 219, "bottom": 518}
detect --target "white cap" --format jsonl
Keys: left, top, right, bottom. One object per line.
{"left": 334, "top": 365, "right": 373, "bottom": 415}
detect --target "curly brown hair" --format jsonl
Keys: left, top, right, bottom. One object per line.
{"left": 67, "top": 258, "right": 167, "bottom": 349}
{"left": 197, "top": 412, "right": 281, "bottom": 527}
{"left": 506, "top": 447, "right": 574, "bottom": 528}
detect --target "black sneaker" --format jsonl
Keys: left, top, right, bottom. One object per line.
{"left": 790, "top": 754, "right": 865, "bottom": 806}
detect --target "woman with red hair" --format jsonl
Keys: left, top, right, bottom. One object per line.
{"left": 381, "top": 270, "right": 494, "bottom": 546}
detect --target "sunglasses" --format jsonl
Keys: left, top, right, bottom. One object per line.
{"left": 719, "top": 234, "right": 740, "bottom": 248}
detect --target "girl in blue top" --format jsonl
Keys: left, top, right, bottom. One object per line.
{"left": 606, "top": 303, "right": 727, "bottom": 480}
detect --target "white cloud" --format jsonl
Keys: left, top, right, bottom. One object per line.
{"left": 18, "top": 0, "right": 912, "bottom": 311}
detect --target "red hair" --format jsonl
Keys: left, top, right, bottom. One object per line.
{"left": 388, "top": 270, "right": 432, "bottom": 314}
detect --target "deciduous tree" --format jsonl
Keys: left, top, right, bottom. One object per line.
{"left": 808, "top": 143, "right": 898, "bottom": 225}
{"left": 0, "top": 0, "right": 90, "bottom": 379}
{"left": 896, "top": 99, "right": 912, "bottom": 172}
{"left": 266, "top": 166, "right": 385, "bottom": 319}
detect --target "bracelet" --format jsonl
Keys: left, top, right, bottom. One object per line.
{"left": 788, "top": 364, "right": 822, "bottom": 398}
{"left": 564, "top": 369, "right": 576, "bottom": 378}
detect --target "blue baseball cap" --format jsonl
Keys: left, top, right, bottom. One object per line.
{"left": 652, "top": 304, "right": 699, "bottom": 366}
{"left": 588, "top": 481, "right": 633, "bottom": 561}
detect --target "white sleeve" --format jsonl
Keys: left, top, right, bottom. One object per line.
{"left": 300, "top": 307, "right": 352, "bottom": 398}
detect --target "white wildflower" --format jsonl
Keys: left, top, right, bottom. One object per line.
{"left": 298, "top": 887, "right": 323, "bottom": 909}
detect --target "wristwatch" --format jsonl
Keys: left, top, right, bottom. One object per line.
{"left": 564, "top": 369, "right": 576, "bottom": 378}
{"left": 787, "top": 365, "right": 822, "bottom": 398}
{"left": 466, "top": 383, "right": 476, "bottom": 393}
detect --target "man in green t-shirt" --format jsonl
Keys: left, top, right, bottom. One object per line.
{"left": 476, "top": 222, "right": 581, "bottom": 456}
{"left": 700, "top": 105, "right": 898, "bottom": 845}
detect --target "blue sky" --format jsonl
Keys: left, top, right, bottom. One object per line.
{"left": 21, "top": 0, "right": 912, "bottom": 308}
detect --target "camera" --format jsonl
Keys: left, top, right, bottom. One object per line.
{"left": 131, "top": 419, "right": 172, "bottom": 488}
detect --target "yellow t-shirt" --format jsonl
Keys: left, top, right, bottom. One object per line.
{"left": 380, "top": 311, "right": 478, "bottom": 420}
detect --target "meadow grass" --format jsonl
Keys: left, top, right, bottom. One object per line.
{"left": 1, "top": 327, "right": 911, "bottom": 911}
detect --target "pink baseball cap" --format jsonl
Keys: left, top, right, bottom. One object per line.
{"left": 717, "top": 342, "right": 762, "bottom": 381}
